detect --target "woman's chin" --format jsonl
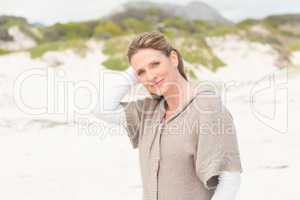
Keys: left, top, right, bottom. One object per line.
{"left": 149, "top": 88, "right": 163, "bottom": 96}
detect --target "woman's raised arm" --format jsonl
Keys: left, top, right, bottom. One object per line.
{"left": 92, "top": 67, "right": 138, "bottom": 125}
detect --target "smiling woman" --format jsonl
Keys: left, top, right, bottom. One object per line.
{"left": 94, "top": 31, "right": 243, "bottom": 200}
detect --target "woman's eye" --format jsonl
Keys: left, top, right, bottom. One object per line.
{"left": 153, "top": 62, "right": 160, "bottom": 66}
{"left": 137, "top": 71, "right": 144, "bottom": 76}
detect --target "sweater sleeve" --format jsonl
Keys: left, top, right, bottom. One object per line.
{"left": 193, "top": 93, "right": 243, "bottom": 190}
{"left": 92, "top": 67, "right": 138, "bottom": 126}
{"left": 92, "top": 67, "right": 144, "bottom": 149}
{"left": 211, "top": 171, "right": 241, "bottom": 200}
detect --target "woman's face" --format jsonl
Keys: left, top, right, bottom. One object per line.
{"left": 130, "top": 48, "right": 179, "bottom": 96}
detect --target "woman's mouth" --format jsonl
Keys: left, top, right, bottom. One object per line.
{"left": 153, "top": 79, "right": 164, "bottom": 87}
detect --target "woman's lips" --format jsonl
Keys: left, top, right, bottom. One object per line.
{"left": 153, "top": 79, "right": 164, "bottom": 87}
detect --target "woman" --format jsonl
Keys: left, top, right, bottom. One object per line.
{"left": 94, "top": 31, "right": 243, "bottom": 200}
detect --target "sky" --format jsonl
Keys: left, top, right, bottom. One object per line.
{"left": 0, "top": 0, "right": 299, "bottom": 25}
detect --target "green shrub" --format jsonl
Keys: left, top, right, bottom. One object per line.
{"left": 101, "top": 36, "right": 133, "bottom": 70}
{"left": 29, "top": 39, "right": 87, "bottom": 58}
{"left": 19, "top": 25, "right": 43, "bottom": 43}
{"left": 207, "top": 26, "right": 239, "bottom": 37}
{"left": 93, "top": 21, "right": 123, "bottom": 39}
{"left": 162, "top": 17, "right": 189, "bottom": 30}
{"left": 42, "top": 22, "right": 94, "bottom": 42}
{"left": 236, "top": 19, "right": 258, "bottom": 29}
{"left": 0, "top": 49, "right": 11, "bottom": 55}
{"left": 0, "top": 16, "right": 28, "bottom": 29}
{"left": 211, "top": 56, "right": 225, "bottom": 71}
{"left": 288, "top": 40, "right": 300, "bottom": 52}
{"left": 179, "top": 36, "right": 225, "bottom": 71}
{"left": 121, "top": 18, "right": 152, "bottom": 33}
{"left": 191, "top": 20, "right": 213, "bottom": 34}
{"left": 245, "top": 32, "right": 281, "bottom": 45}
{"left": 102, "top": 36, "right": 131, "bottom": 56}
{"left": 102, "top": 57, "right": 128, "bottom": 70}
{"left": 186, "top": 68, "right": 198, "bottom": 80}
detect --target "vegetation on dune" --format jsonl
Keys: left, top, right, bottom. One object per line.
{"left": 1, "top": 12, "right": 299, "bottom": 75}
{"left": 236, "top": 19, "right": 259, "bottom": 29}
{"left": 172, "top": 34, "right": 225, "bottom": 71}
{"left": 93, "top": 20, "right": 124, "bottom": 39}
{"left": 263, "top": 14, "right": 300, "bottom": 27}
{"left": 101, "top": 35, "right": 136, "bottom": 70}
{"left": 0, "top": 27, "right": 13, "bottom": 41}
{"left": 206, "top": 26, "right": 239, "bottom": 37}
{"left": 234, "top": 15, "right": 300, "bottom": 65}
{"left": 40, "top": 21, "right": 96, "bottom": 42}
{"left": 98, "top": 16, "right": 228, "bottom": 72}
{"left": 186, "top": 68, "right": 198, "bottom": 80}
{"left": 29, "top": 39, "right": 88, "bottom": 58}
{"left": 102, "top": 57, "right": 128, "bottom": 71}
{"left": 0, "top": 15, "right": 28, "bottom": 28}
{"left": 0, "top": 15, "right": 41, "bottom": 42}
{"left": 121, "top": 18, "right": 153, "bottom": 33}
{"left": 0, "top": 48, "right": 11, "bottom": 55}
{"left": 288, "top": 39, "right": 300, "bottom": 52}
{"left": 100, "top": 28, "right": 225, "bottom": 73}
{"left": 161, "top": 17, "right": 195, "bottom": 32}
{"left": 31, "top": 12, "right": 300, "bottom": 72}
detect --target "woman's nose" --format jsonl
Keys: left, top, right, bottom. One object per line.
{"left": 146, "top": 72, "right": 156, "bottom": 83}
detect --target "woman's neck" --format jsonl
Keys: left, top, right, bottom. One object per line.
{"left": 163, "top": 76, "right": 194, "bottom": 112}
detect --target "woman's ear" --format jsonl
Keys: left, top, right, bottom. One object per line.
{"left": 169, "top": 50, "right": 179, "bottom": 68}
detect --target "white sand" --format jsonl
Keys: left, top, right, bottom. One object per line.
{"left": 291, "top": 51, "right": 300, "bottom": 66}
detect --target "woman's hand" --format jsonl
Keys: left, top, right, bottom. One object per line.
{"left": 125, "top": 66, "right": 139, "bottom": 86}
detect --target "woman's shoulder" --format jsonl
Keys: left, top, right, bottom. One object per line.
{"left": 120, "top": 95, "right": 162, "bottom": 114}
{"left": 191, "top": 83, "right": 235, "bottom": 125}
{"left": 192, "top": 83, "right": 223, "bottom": 112}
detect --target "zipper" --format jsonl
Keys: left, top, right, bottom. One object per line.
{"left": 156, "top": 123, "right": 163, "bottom": 200}
{"left": 156, "top": 161, "right": 160, "bottom": 200}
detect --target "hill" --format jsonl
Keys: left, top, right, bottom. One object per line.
{"left": 0, "top": 2, "right": 299, "bottom": 78}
